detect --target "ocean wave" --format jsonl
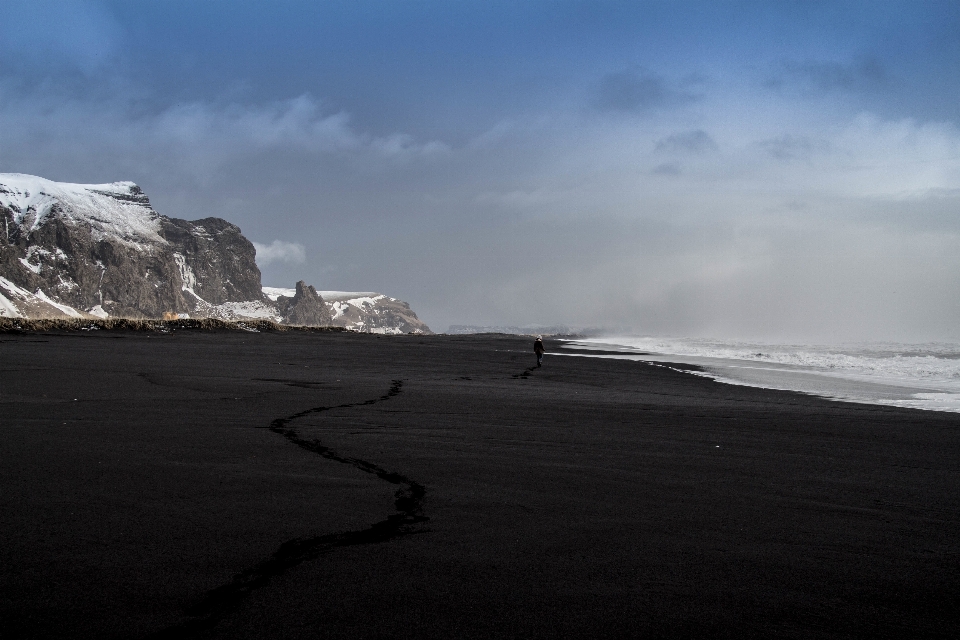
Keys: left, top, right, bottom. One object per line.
{"left": 572, "top": 336, "right": 960, "bottom": 394}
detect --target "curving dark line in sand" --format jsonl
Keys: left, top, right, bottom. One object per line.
{"left": 150, "top": 379, "right": 429, "bottom": 639}
{"left": 512, "top": 366, "right": 538, "bottom": 379}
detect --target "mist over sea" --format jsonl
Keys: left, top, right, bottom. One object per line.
{"left": 561, "top": 336, "right": 960, "bottom": 413}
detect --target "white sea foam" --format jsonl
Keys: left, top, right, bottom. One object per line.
{"left": 563, "top": 336, "right": 960, "bottom": 413}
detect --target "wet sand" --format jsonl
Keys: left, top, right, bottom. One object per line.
{"left": 2, "top": 330, "right": 960, "bottom": 639}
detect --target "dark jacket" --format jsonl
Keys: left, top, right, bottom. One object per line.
{"left": 534, "top": 339, "right": 545, "bottom": 354}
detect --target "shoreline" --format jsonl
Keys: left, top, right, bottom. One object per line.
{"left": 558, "top": 338, "right": 960, "bottom": 414}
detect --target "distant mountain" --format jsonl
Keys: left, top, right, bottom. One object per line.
{"left": 0, "top": 173, "right": 430, "bottom": 333}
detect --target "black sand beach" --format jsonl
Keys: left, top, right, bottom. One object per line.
{"left": 2, "top": 330, "right": 960, "bottom": 639}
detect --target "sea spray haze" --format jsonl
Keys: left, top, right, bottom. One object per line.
{"left": 1, "top": 1, "right": 960, "bottom": 338}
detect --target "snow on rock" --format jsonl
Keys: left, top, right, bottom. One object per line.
{"left": 1, "top": 172, "right": 263, "bottom": 319}
{"left": 172, "top": 252, "right": 201, "bottom": 299}
{"left": 0, "top": 276, "right": 36, "bottom": 302}
{"left": 205, "top": 300, "right": 283, "bottom": 323}
{"left": 263, "top": 286, "right": 431, "bottom": 333}
{"left": 0, "top": 290, "right": 22, "bottom": 317}
{"left": 18, "top": 257, "right": 40, "bottom": 274}
{"left": 0, "top": 276, "right": 88, "bottom": 319}
{"left": 0, "top": 173, "right": 163, "bottom": 247}
{"left": 33, "top": 288, "right": 83, "bottom": 317}
{"left": 87, "top": 305, "right": 109, "bottom": 319}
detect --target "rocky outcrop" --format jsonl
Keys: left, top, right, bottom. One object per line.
{"left": 275, "top": 281, "right": 333, "bottom": 326}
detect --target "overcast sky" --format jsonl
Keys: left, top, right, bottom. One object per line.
{"left": 2, "top": 0, "right": 959, "bottom": 339}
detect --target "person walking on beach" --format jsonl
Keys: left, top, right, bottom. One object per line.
{"left": 534, "top": 335, "right": 545, "bottom": 367}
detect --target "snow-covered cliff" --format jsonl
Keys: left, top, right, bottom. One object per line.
{"left": 0, "top": 173, "right": 430, "bottom": 333}
{"left": 264, "top": 287, "right": 431, "bottom": 334}
{"left": 0, "top": 173, "right": 263, "bottom": 319}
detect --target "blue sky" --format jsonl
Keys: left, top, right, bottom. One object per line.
{"left": 2, "top": 0, "right": 959, "bottom": 338}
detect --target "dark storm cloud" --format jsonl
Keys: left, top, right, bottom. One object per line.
{"left": 654, "top": 130, "right": 716, "bottom": 154}
{"left": 597, "top": 68, "right": 699, "bottom": 113}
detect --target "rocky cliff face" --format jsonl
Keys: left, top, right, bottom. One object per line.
{"left": 0, "top": 173, "right": 431, "bottom": 333}
{"left": 0, "top": 174, "right": 264, "bottom": 319}
{"left": 160, "top": 217, "right": 264, "bottom": 307}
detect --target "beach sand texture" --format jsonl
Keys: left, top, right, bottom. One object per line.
{"left": 2, "top": 331, "right": 960, "bottom": 639}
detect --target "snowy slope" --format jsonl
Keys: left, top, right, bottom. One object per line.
{"left": 0, "top": 276, "right": 85, "bottom": 318}
{"left": 1, "top": 173, "right": 264, "bottom": 319}
{"left": 0, "top": 173, "right": 163, "bottom": 247}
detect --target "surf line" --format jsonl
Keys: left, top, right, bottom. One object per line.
{"left": 151, "top": 379, "right": 429, "bottom": 639}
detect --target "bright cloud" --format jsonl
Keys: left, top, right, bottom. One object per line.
{"left": 253, "top": 240, "right": 306, "bottom": 267}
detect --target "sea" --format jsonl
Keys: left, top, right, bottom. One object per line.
{"left": 559, "top": 336, "right": 960, "bottom": 413}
